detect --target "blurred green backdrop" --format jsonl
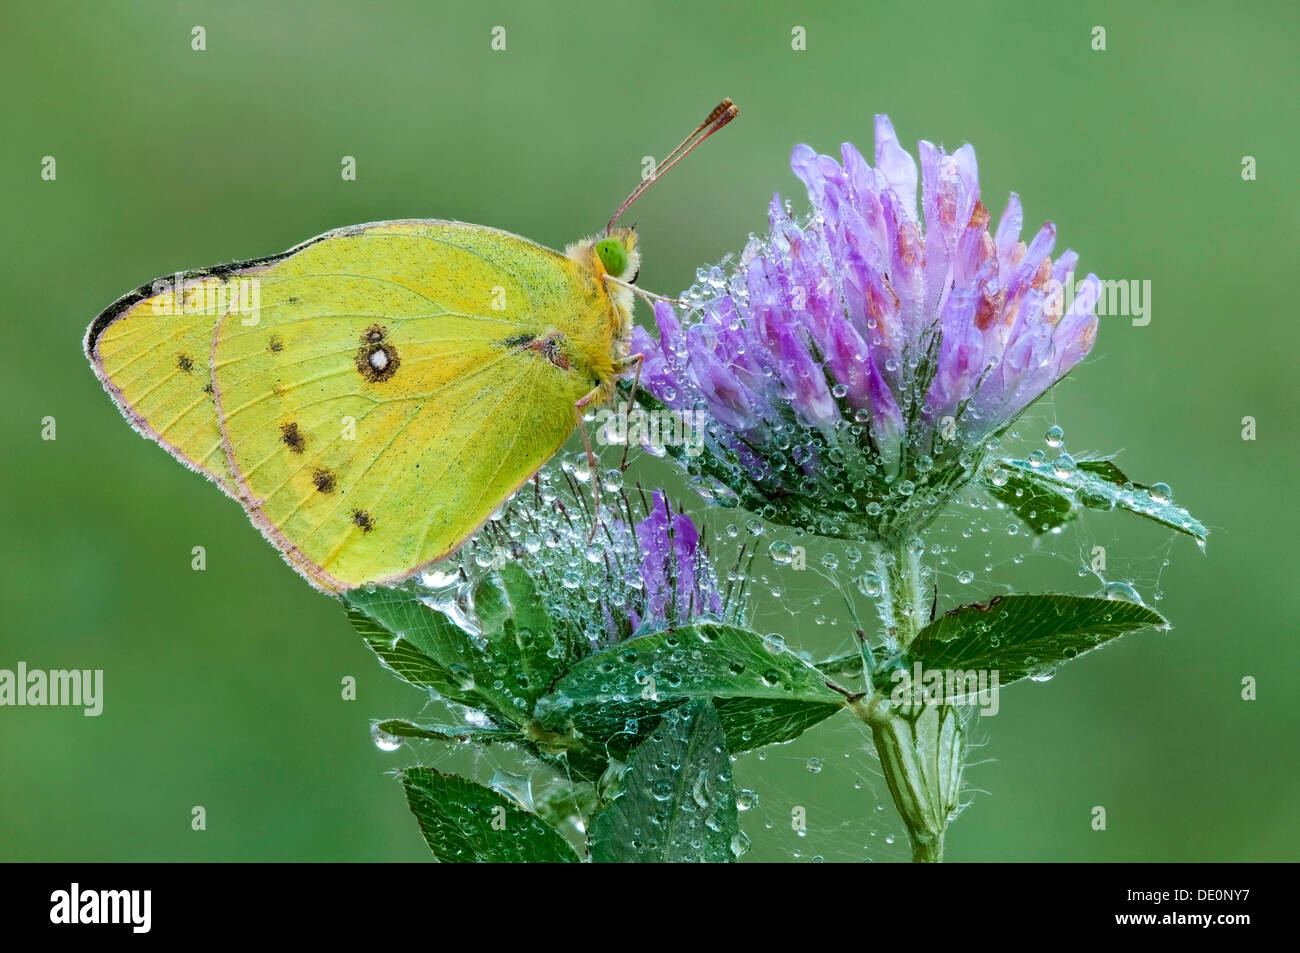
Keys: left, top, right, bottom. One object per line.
{"left": 2, "top": 0, "right": 1296, "bottom": 862}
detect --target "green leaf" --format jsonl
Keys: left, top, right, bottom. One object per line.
{"left": 373, "top": 718, "right": 520, "bottom": 745}
{"left": 983, "top": 466, "right": 1078, "bottom": 534}
{"left": 539, "top": 621, "right": 846, "bottom": 752}
{"left": 401, "top": 768, "right": 578, "bottom": 863}
{"left": 987, "top": 458, "right": 1207, "bottom": 541}
{"left": 813, "top": 641, "right": 898, "bottom": 682}
{"left": 908, "top": 594, "right": 1168, "bottom": 686}
{"left": 1075, "top": 459, "right": 1134, "bottom": 485}
{"left": 346, "top": 591, "right": 525, "bottom": 726}
{"left": 471, "top": 565, "right": 575, "bottom": 705}
{"left": 346, "top": 568, "right": 569, "bottom": 726}
{"left": 590, "top": 700, "right": 740, "bottom": 862}
{"left": 712, "top": 696, "right": 845, "bottom": 750}
{"left": 814, "top": 651, "right": 866, "bottom": 678}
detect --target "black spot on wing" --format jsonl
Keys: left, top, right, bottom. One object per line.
{"left": 268, "top": 334, "right": 283, "bottom": 353}
{"left": 312, "top": 467, "right": 336, "bottom": 493}
{"left": 351, "top": 509, "right": 374, "bottom": 533}
{"left": 177, "top": 353, "right": 195, "bottom": 372}
{"left": 280, "top": 421, "right": 306, "bottom": 453}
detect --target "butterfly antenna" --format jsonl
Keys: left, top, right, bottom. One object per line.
{"left": 607, "top": 98, "right": 739, "bottom": 233}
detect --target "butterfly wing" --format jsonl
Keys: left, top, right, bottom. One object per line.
{"left": 86, "top": 264, "right": 284, "bottom": 496}
{"left": 209, "top": 220, "right": 619, "bottom": 591}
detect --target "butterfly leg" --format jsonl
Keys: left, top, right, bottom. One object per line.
{"left": 573, "top": 389, "right": 603, "bottom": 539}
{"left": 616, "top": 352, "right": 645, "bottom": 472}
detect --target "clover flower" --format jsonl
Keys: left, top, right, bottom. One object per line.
{"left": 461, "top": 467, "right": 734, "bottom": 648}
{"left": 627, "top": 490, "right": 724, "bottom": 629}
{"left": 631, "top": 116, "right": 1101, "bottom": 540}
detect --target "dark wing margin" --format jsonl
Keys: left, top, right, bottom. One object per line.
{"left": 83, "top": 219, "right": 458, "bottom": 359}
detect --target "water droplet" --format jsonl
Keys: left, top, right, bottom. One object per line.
{"left": 1045, "top": 425, "right": 1065, "bottom": 448}
{"left": 957, "top": 570, "right": 974, "bottom": 585}
{"left": 1026, "top": 662, "right": 1057, "bottom": 682}
{"left": 806, "top": 757, "right": 823, "bottom": 774}
{"left": 856, "top": 571, "right": 883, "bottom": 597}
{"left": 730, "top": 831, "right": 752, "bottom": 857}
{"left": 370, "top": 723, "right": 402, "bottom": 752}
{"left": 1148, "top": 482, "right": 1173, "bottom": 505}
{"left": 1102, "top": 581, "right": 1144, "bottom": 604}
{"left": 736, "top": 789, "right": 759, "bottom": 812}
{"left": 990, "top": 466, "right": 1009, "bottom": 487}
{"left": 767, "top": 540, "right": 794, "bottom": 565}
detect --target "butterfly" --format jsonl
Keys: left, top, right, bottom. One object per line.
{"left": 85, "top": 100, "right": 737, "bottom": 593}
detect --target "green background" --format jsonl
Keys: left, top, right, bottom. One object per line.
{"left": 2, "top": 0, "right": 1296, "bottom": 862}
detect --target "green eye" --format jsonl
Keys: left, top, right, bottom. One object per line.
{"left": 595, "top": 238, "right": 628, "bottom": 276}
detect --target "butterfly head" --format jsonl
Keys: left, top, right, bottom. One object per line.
{"left": 579, "top": 226, "right": 639, "bottom": 283}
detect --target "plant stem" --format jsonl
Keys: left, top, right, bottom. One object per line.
{"left": 873, "top": 538, "right": 926, "bottom": 650}
{"left": 857, "top": 537, "right": 963, "bottom": 863}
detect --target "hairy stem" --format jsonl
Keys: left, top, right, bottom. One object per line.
{"left": 873, "top": 538, "right": 927, "bottom": 651}
{"left": 858, "top": 537, "right": 963, "bottom": 863}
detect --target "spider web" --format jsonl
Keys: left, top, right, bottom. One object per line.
{"left": 375, "top": 396, "right": 1188, "bottom": 862}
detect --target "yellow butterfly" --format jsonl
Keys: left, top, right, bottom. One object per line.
{"left": 86, "top": 101, "right": 737, "bottom": 593}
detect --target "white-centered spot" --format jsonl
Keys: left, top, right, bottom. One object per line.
{"left": 370, "top": 349, "right": 389, "bottom": 370}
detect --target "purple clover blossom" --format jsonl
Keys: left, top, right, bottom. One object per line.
{"left": 631, "top": 116, "right": 1101, "bottom": 538}
{"left": 628, "top": 491, "right": 724, "bottom": 631}
{"left": 474, "top": 471, "right": 730, "bottom": 647}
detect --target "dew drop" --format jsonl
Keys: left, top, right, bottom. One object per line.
{"left": 768, "top": 540, "right": 794, "bottom": 565}
{"left": 1102, "top": 581, "right": 1144, "bottom": 605}
{"left": 730, "top": 831, "right": 752, "bottom": 857}
{"left": 1026, "top": 662, "right": 1057, "bottom": 682}
{"left": 370, "top": 723, "right": 402, "bottom": 752}
{"left": 856, "top": 571, "right": 883, "bottom": 597}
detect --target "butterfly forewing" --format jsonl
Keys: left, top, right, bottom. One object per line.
{"left": 87, "top": 270, "right": 265, "bottom": 496}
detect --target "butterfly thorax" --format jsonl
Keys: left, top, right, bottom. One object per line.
{"left": 562, "top": 225, "right": 639, "bottom": 403}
